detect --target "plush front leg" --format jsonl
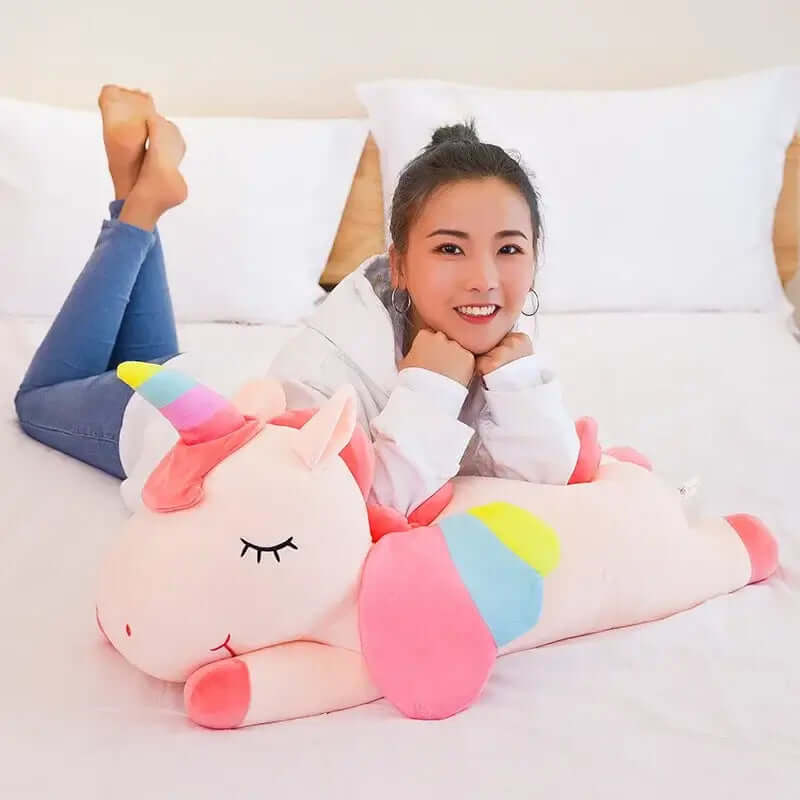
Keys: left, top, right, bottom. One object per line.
{"left": 184, "top": 642, "right": 381, "bottom": 729}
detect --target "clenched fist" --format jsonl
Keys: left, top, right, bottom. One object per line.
{"left": 399, "top": 329, "right": 476, "bottom": 387}
{"left": 475, "top": 332, "right": 533, "bottom": 376}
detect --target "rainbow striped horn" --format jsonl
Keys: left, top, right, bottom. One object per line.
{"left": 117, "top": 361, "right": 246, "bottom": 445}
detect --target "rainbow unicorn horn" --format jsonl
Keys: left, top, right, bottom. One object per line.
{"left": 117, "top": 361, "right": 246, "bottom": 446}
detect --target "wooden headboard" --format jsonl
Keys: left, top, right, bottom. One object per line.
{"left": 320, "top": 133, "right": 800, "bottom": 289}
{"left": 775, "top": 135, "right": 800, "bottom": 286}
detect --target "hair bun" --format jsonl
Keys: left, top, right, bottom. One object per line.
{"left": 427, "top": 120, "right": 480, "bottom": 149}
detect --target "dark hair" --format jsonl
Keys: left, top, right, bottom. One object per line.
{"left": 389, "top": 119, "right": 543, "bottom": 258}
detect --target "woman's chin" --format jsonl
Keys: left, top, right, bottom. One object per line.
{"left": 449, "top": 327, "right": 506, "bottom": 356}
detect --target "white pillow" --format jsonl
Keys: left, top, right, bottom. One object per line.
{"left": 358, "top": 69, "right": 800, "bottom": 312}
{"left": 0, "top": 97, "right": 367, "bottom": 323}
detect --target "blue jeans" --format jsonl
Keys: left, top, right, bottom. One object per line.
{"left": 14, "top": 200, "right": 180, "bottom": 479}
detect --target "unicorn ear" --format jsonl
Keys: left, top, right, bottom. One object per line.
{"left": 232, "top": 378, "right": 287, "bottom": 423}
{"left": 292, "top": 386, "right": 358, "bottom": 470}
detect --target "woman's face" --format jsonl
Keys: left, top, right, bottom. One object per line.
{"left": 390, "top": 177, "right": 535, "bottom": 356}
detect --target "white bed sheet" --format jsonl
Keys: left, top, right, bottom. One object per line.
{"left": 1, "top": 311, "right": 799, "bottom": 799}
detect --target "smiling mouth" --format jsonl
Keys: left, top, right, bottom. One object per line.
{"left": 454, "top": 304, "right": 500, "bottom": 323}
{"left": 210, "top": 633, "right": 237, "bottom": 658}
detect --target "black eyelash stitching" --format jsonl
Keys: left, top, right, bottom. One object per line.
{"left": 240, "top": 536, "right": 298, "bottom": 564}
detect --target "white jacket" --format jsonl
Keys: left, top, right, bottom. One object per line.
{"left": 119, "top": 255, "right": 579, "bottom": 515}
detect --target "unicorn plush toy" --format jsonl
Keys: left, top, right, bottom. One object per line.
{"left": 96, "top": 362, "right": 778, "bottom": 729}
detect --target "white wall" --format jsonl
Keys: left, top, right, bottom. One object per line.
{"left": 1, "top": 0, "right": 798, "bottom": 117}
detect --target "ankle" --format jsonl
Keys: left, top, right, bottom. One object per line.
{"left": 112, "top": 171, "right": 141, "bottom": 203}
{"left": 118, "top": 192, "right": 163, "bottom": 232}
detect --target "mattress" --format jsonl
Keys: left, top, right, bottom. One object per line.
{"left": 1, "top": 311, "right": 799, "bottom": 799}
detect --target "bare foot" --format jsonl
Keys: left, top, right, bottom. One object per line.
{"left": 119, "top": 115, "right": 188, "bottom": 231}
{"left": 98, "top": 85, "right": 156, "bottom": 200}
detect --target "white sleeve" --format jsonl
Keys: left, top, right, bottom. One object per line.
{"left": 280, "top": 368, "right": 473, "bottom": 516}
{"left": 368, "top": 368, "right": 474, "bottom": 514}
{"left": 477, "top": 355, "right": 579, "bottom": 485}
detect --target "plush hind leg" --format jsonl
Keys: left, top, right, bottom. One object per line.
{"left": 725, "top": 514, "right": 779, "bottom": 584}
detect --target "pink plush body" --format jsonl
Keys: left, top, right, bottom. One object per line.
{"left": 446, "top": 464, "right": 752, "bottom": 654}
{"left": 96, "top": 370, "right": 777, "bottom": 729}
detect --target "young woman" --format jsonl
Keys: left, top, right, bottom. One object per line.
{"left": 16, "top": 86, "right": 583, "bottom": 516}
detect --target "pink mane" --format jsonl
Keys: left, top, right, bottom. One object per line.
{"left": 142, "top": 408, "right": 375, "bottom": 514}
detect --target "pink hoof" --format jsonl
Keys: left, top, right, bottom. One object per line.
{"left": 603, "top": 446, "right": 653, "bottom": 472}
{"left": 726, "top": 514, "right": 779, "bottom": 584}
{"left": 568, "top": 417, "right": 601, "bottom": 484}
{"left": 185, "top": 658, "right": 251, "bottom": 729}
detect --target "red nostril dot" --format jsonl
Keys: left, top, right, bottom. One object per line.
{"left": 126, "top": 624, "right": 132, "bottom": 637}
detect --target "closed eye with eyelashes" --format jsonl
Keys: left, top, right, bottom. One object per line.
{"left": 240, "top": 536, "right": 298, "bottom": 564}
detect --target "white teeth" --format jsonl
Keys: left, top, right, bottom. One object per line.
{"left": 456, "top": 305, "right": 498, "bottom": 317}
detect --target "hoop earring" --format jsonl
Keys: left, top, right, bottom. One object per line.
{"left": 391, "top": 288, "right": 412, "bottom": 314}
{"left": 521, "top": 288, "right": 540, "bottom": 317}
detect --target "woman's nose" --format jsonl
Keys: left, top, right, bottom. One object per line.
{"left": 465, "top": 257, "right": 499, "bottom": 293}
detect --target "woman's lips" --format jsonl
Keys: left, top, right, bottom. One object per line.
{"left": 454, "top": 305, "right": 500, "bottom": 324}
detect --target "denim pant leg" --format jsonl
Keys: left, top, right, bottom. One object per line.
{"left": 15, "top": 202, "right": 180, "bottom": 478}
{"left": 107, "top": 198, "right": 180, "bottom": 368}
{"left": 15, "top": 357, "right": 174, "bottom": 479}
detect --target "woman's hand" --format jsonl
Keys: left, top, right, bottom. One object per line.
{"left": 475, "top": 332, "right": 533, "bottom": 377}
{"left": 399, "top": 330, "right": 476, "bottom": 387}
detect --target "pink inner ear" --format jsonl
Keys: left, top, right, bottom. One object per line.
{"left": 292, "top": 389, "right": 356, "bottom": 468}
{"left": 270, "top": 409, "right": 374, "bottom": 500}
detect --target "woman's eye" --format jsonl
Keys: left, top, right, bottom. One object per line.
{"left": 437, "top": 243, "right": 463, "bottom": 255}
{"left": 499, "top": 244, "right": 524, "bottom": 255}
{"left": 240, "top": 536, "right": 299, "bottom": 564}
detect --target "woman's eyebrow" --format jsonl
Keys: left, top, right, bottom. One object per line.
{"left": 427, "top": 228, "right": 469, "bottom": 239}
{"left": 426, "top": 228, "right": 528, "bottom": 240}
